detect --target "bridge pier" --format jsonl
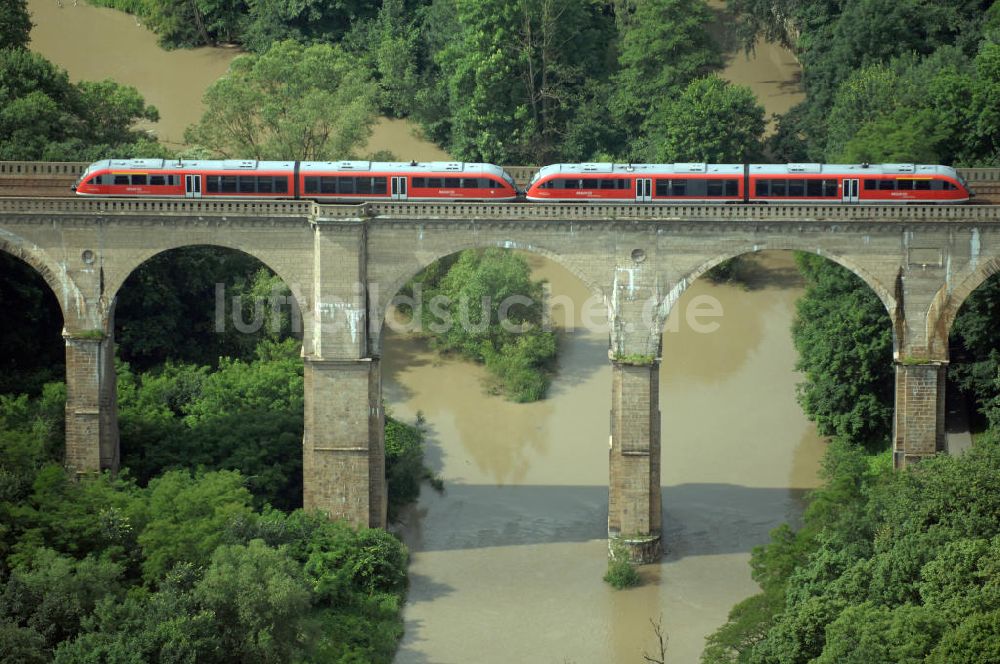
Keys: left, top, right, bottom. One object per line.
{"left": 302, "top": 356, "right": 387, "bottom": 528}
{"left": 63, "top": 331, "right": 119, "bottom": 476}
{"left": 893, "top": 360, "right": 947, "bottom": 468}
{"left": 608, "top": 358, "right": 662, "bottom": 563}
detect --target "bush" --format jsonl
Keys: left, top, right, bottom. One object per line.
{"left": 604, "top": 540, "right": 640, "bottom": 589}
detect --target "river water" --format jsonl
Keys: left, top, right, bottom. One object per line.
{"left": 385, "top": 251, "right": 825, "bottom": 663}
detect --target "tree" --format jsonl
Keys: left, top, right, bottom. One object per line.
{"left": 643, "top": 76, "right": 765, "bottom": 163}
{"left": 194, "top": 540, "right": 312, "bottom": 663}
{"left": 612, "top": 0, "right": 721, "bottom": 138}
{"left": 240, "top": 0, "right": 379, "bottom": 54}
{"left": 791, "top": 253, "right": 894, "bottom": 450}
{"left": 0, "top": 49, "right": 164, "bottom": 161}
{"left": 0, "top": 0, "right": 31, "bottom": 50}
{"left": 430, "top": 0, "right": 616, "bottom": 163}
{"left": 414, "top": 249, "right": 558, "bottom": 402}
{"left": 185, "top": 40, "right": 376, "bottom": 159}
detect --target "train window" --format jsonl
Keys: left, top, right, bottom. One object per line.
{"left": 579, "top": 178, "right": 596, "bottom": 189}
{"left": 444, "top": 177, "right": 460, "bottom": 188}
{"left": 238, "top": 177, "right": 256, "bottom": 193}
{"left": 755, "top": 180, "right": 768, "bottom": 196}
{"left": 427, "top": 177, "right": 443, "bottom": 188}
{"left": 221, "top": 176, "right": 238, "bottom": 193}
{"left": 150, "top": 175, "right": 166, "bottom": 186}
{"left": 113, "top": 175, "right": 129, "bottom": 185}
{"left": 943, "top": 181, "right": 957, "bottom": 191}
{"left": 600, "top": 179, "right": 617, "bottom": 190}
{"left": 725, "top": 179, "right": 738, "bottom": 196}
{"left": 258, "top": 178, "right": 273, "bottom": 193}
{"left": 357, "top": 177, "right": 373, "bottom": 194}
{"left": 824, "top": 180, "right": 838, "bottom": 197}
{"left": 374, "top": 177, "right": 387, "bottom": 194}
{"left": 770, "top": 180, "right": 787, "bottom": 196}
{"left": 655, "top": 179, "right": 670, "bottom": 196}
{"left": 304, "top": 177, "right": 319, "bottom": 194}
{"left": 336, "top": 177, "right": 354, "bottom": 194}
{"left": 879, "top": 179, "right": 895, "bottom": 190}
{"left": 915, "top": 180, "right": 930, "bottom": 190}
{"left": 807, "top": 180, "right": 823, "bottom": 196}
{"left": 671, "top": 180, "right": 687, "bottom": 196}
{"left": 788, "top": 179, "right": 805, "bottom": 196}
{"left": 412, "top": 177, "right": 426, "bottom": 188}
{"left": 275, "top": 178, "right": 288, "bottom": 194}
{"left": 707, "top": 180, "right": 724, "bottom": 196}
{"left": 897, "top": 179, "right": 914, "bottom": 191}
{"left": 461, "top": 178, "right": 477, "bottom": 188}
{"left": 130, "top": 174, "right": 147, "bottom": 185}
{"left": 864, "top": 179, "right": 878, "bottom": 190}
{"left": 206, "top": 176, "right": 220, "bottom": 193}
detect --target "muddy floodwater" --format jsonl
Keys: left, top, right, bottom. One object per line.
{"left": 385, "top": 251, "right": 825, "bottom": 663}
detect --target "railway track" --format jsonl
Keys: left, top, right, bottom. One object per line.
{"left": 2, "top": 161, "right": 999, "bottom": 203}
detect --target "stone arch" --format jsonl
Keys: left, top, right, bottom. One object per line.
{"left": 927, "top": 255, "right": 1000, "bottom": 359}
{"left": 370, "top": 238, "right": 607, "bottom": 354}
{"left": 658, "top": 244, "right": 898, "bottom": 332}
{"left": 0, "top": 233, "right": 82, "bottom": 328}
{"left": 105, "top": 241, "right": 308, "bottom": 336}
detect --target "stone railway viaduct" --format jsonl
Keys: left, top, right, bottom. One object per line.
{"left": 4, "top": 187, "right": 1000, "bottom": 560}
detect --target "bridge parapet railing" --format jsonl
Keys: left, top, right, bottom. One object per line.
{"left": 355, "top": 201, "right": 1000, "bottom": 222}
{"left": 0, "top": 197, "right": 314, "bottom": 217}
{"left": 0, "top": 162, "right": 88, "bottom": 177}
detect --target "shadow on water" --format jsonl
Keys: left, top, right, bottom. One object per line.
{"left": 393, "top": 483, "right": 812, "bottom": 561}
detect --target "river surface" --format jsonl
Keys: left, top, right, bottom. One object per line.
{"left": 385, "top": 251, "right": 825, "bottom": 663}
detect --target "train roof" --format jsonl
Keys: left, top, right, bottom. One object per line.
{"left": 529, "top": 162, "right": 963, "bottom": 182}
{"left": 85, "top": 159, "right": 512, "bottom": 179}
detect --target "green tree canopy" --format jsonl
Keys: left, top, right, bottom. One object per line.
{"left": 791, "top": 253, "right": 894, "bottom": 450}
{"left": 612, "top": 0, "right": 721, "bottom": 137}
{"left": 643, "top": 75, "right": 766, "bottom": 163}
{"left": 185, "top": 40, "right": 376, "bottom": 159}
{"left": 0, "top": 49, "right": 163, "bottom": 161}
{"left": 0, "top": 0, "right": 31, "bottom": 50}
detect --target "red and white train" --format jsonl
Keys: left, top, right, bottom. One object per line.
{"left": 72, "top": 159, "right": 519, "bottom": 201}
{"left": 525, "top": 162, "right": 972, "bottom": 204}
{"left": 73, "top": 159, "right": 973, "bottom": 204}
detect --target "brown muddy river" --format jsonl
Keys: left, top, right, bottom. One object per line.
{"left": 385, "top": 251, "right": 824, "bottom": 663}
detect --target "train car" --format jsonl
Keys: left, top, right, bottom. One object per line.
{"left": 525, "top": 162, "right": 972, "bottom": 204}
{"left": 72, "top": 159, "right": 520, "bottom": 202}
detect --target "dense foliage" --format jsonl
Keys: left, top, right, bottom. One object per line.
{"left": 0, "top": 48, "right": 165, "bottom": 161}
{"left": 0, "top": 396, "right": 410, "bottom": 662}
{"left": 728, "top": 0, "right": 1000, "bottom": 164}
{"left": 403, "top": 249, "right": 558, "bottom": 402}
{"left": 84, "top": 0, "right": 768, "bottom": 164}
{"left": 184, "top": 40, "right": 376, "bottom": 159}
{"left": 791, "top": 253, "right": 894, "bottom": 451}
{"left": 703, "top": 436, "right": 1000, "bottom": 662}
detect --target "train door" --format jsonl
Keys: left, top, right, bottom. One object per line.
{"left": 185, "top": 174, "right": 202, "bottom": 199}
{"left": 391, "top": 176, "right": 408, "bottom": 201}
{"left": 635, "top": 178, "right": 652, "bottom": 202}
{"left": 842, "top": 178, "right": 859, "bottom": 204}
